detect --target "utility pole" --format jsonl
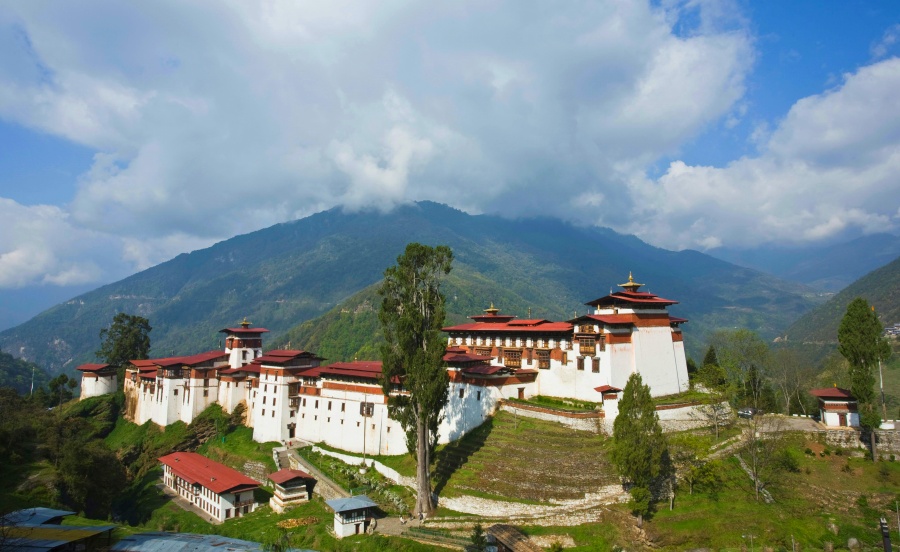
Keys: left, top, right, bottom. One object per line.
{"left": 30, "top": 366, "right": 34, "bottom": 397}
{"left": 880, "top": 359, "right": 887, "bottom": 422}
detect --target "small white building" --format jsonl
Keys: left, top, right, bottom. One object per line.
{"left": 325, "top": 495, "right": 377, "bottom": 538}
{"left": 268, "top": 468, "right": 315, "bottom": 513}
{"left": 77, "top": 363, "right": 118, "bottom": 400}
{"left": 809, "top": 387, "right": 860, "bottom": 428}
{"left": 159, "top": 452, "right": 259, "bottom": 522}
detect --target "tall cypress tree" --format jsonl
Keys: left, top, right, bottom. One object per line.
{"left": 838, "top": 297, "right": 891, "bottom": 460}
{"left": 379, "top": 243, "right": 453, "bottom": 516}
{"left": 611, "top": 372, "right": 669, "bottom": 525}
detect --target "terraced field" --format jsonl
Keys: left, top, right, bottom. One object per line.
{"left": 433, "top": 411, "right": 617, "bottom": 503}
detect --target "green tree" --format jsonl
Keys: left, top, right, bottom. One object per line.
{"left": 57, "top": 440, "right": 127, "bottom": 518}
{"left": 838, "top": 298, "right": 891, "bottom": 460}
{"left": 97, "top": 313, "right": 152, "bottom": 385}
{"left": 702, "top": 345, "right": 719, "bottom": 368}
{"left": 611, "top": 373, "right": 669, "bottom": 525}
{"left": 711, "top": 329, "right": 771, "bottom": 409}
{"left": 379, "top": 243, "right": 453, "bottom": 517}
{"left": 469, "top": 523, "right": 487, "bottom": 551}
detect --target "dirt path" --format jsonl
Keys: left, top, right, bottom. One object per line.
{"left": 437, "top": 484, "right": 627, "bottom": 521}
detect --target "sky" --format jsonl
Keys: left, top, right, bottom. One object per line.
{"left": 1, "top": 0, "right": 900, "bottom": 306}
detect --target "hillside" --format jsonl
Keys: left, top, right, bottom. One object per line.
{"left": 0, "top": 349, "right": 49, "bottom": 394}
{"left": 786, "top": 254, "right": 900, "bottom": 345}
{"left": 0, "top": 202, "right": 820, "bottom": 375}
{"left": 710, "top": 233, "right": 900, "bottom": 292}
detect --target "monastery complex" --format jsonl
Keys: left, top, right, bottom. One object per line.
{"left": 80, "top": 275, "right": 689, "bottom": 455}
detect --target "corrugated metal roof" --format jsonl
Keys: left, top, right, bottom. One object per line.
{"left": 326, "top": 495, "right": 377, "bottom": 513}
{"left": 110, "top": 531, "right": 316, "bottom": 552}
{"left": 1, "top": 507, "right": 75, "bottom": 525}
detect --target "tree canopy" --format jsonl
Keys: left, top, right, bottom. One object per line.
{"left": 611, "top": 372, "right": 670, "bottom": 524}
{"left": 96, "top": 313, "right": 152, "bottom": 367}
{"left": 378, "top": 243, "right": 453, "bottom": 516}
{"left": 838, "top": 298, "right": 891, "bottom": 435}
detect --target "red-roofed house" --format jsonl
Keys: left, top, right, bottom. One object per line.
{"left": 76, "top": 363, "right": 117, "bottom": 400}
{"left": 268, "top": 469, "right": 315, "bottom": 512}
{"left": 809, "top": 387, "right": 859, "bottom": 428}
{"left": 159, "top": 452, "right": 259, "bottom": 522}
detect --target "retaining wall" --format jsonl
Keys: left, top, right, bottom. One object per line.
{"left": 499, "top": 401, "right": 604, "bottom": 433}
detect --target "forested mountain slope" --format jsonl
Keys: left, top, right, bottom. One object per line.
{"left": 786, "top": 254, "right": 900, "bottom": 345}
{"left": 0, "top": 202, "right": 819, "bottom": 374}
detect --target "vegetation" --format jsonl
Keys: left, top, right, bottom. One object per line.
{"left": 839, "top": 297, "right": 892, "bottom": 460}
{"left": 379, "top": 243, "right": 453, "bottom": 516}
{"left": 96, "top": 312, "right": 152, "bottom": 385}
{"left": 0, "top": 201, "right": 820, "bottom": 375}
{"left": 0, "top": 349, "right": 48, "bottom": 395}
{"left": 611, "top": 373, "right": 671, "bottom": 525}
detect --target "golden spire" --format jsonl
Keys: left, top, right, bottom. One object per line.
{"left": 618, "top": 272, "right": 644, "bottom": 292}
{"left": 241, "top": 317, "right": 251, "bottom": 328}
{"left": 484, "top": 303, "right": 500, "bottom": 315}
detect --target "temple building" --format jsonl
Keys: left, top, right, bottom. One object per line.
{"left": 118, "top": 275, "right": 688, "bottom": 453}
{"left": 77, "top": 363, "right": 117, "bottom": 400}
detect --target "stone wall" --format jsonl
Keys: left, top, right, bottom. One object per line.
{"left": 499, "top": 402, "right": 604, "bottom": 433}
{"left": 810, "top": 429, "right": 900, "bottom": 457}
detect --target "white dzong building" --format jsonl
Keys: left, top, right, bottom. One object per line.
{"left": 121, "top": 275, "right": 688, "bottom": 453}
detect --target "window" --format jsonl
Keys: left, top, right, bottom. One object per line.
{"left": 386, "top": 426, "right": 390, "bottom": 433}
{"left": 174, "top": 388, "right": 179, "bottom": 395}
{"left": 537, "top": 349, "right": 550, "bottom": 369}
{"left": 315, "top": 400, "right": 319, "bottom": 408}
{"left": 204, "top": 378, "right": 209, "bottom": 387}
{"left": 262, "top": 409, "right": 266, "bottom": 415}
{"left": 341, "top": 403, "right": 345, "bottom": 412}
{"left": 503, "top": 349, "right": 521, "bottom": 368}
{"left": 272, "top": 411, "right": 275, "bottom": 417}
{"left": 476, "top": 391, "right": 481, "bottom": 401}
{"left": 203, "top": 389, "right": 209, "bottom": 397}
{"left": 357, "top": 421, "right": 360, "bottom": 427}
{"left": 592, "top": 358, "right": 600, "bottom": 373}
{"left": 578, "top": 337, "right": 596, "bottom": 356}
{"left": 227, "top": 382, "right": 230, "bottom": 388}
{"left": 290, "top": 410, "right": 295, "bottom": 418}
{"left": 458, "top": 387, "right": 464, "bottom": 399}
{"left": 577, "top": 357, "right": 584, "bottom": 371}
{"left": 264, "top": 384, "right": 268, "bottom": 392}
{"left": 328, "top": 401, "right": 332, "bottom": 411}
{"left": 302, "top": 398, "right": 306, "bottom": 407}
{"left": 273, "top": 398, "right": 276, "bottom": 407}
{"left": 242, "top": 350, "right": 248, "bottom": 361}
{"left": 263, "top": 396, "right": 267, "bottom": 404}
{"left": 475, "top": 347, "right": 491, "bottom": 356}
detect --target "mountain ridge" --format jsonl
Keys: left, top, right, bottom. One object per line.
{"left": 0, "top": 201, "right": 820, "bottom": 373}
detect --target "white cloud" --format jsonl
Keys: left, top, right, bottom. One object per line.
{"left": 631, "top": 57, "right": 900, "bottom": 250}
{"left": 0, "top": 199, "right": 118, "bottom": 288}
{"left": 0, "top": 0, "right": 757, "bottom": 287}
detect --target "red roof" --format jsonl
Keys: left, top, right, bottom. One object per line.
{"left": 159, "top": 452, "right": 259, "bottom": 494}
{"left": 154, "top": 350, "right": 228, "bottom": 367}
{"left": 130, "top": 359, "right": 157, "bottom": 368}
{"left": 269, "top": 468, "right": 313, "bottom": 485}
{"left": 256, "top": 350, "right": 321, "bottom": 365}
{"left": 443, "top": 321, "right": 573, "bottom": 333}
{"left": 219, "top": 327, "right": 270, "bottom": 334}
{"left": 304, "top": 361, "right": 406, "bottom": 385}
{"left": 462, "top": 364, "right": 508, "bottom": 375}
{"left": 809, "top": 387, "right": 855, "bottom": 400}
{"left": 76, "top": 363, "right": 111, "bottom": 372}
{"left": 585, "top": 289, "right": 677, "bottom": 308}
{"left": 572, "top": 314, "right": 634, "bottom": 325}
{"left": 595, "top": 385, "right": 622, "bottom": 393}
{"left": 443, "top": 352, "right": 495, "bottom": 363}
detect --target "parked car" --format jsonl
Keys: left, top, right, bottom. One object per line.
{"left": 737, "top": 407, "right": 758, "bottom": 419}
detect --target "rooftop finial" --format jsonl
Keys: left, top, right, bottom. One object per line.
{"left": 618, "top": 272, "right": 644, "bottom": 292}
{"left": 241, "top": 317, "right": 251, "bottom": 328}
{"left": 484, "top": 303, "right": 500, "bottom": 315}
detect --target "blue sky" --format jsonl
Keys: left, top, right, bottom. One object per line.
{"left": 0, "top": 0, "right": 899, "bottom": 324}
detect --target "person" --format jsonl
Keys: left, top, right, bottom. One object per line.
{"left": 418, "top": 511, "right": 424, "bottom": 523}
{"left": 399, "top": 515, "right": 406, "bottom": 525}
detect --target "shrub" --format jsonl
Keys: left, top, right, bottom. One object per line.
{"left": 804, "top": 448, "right": 814, "bottom": 456}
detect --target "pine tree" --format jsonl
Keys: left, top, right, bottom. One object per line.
{"left": 379, "top": 243, "right": 453, "bottom": 517}
{"left": 838, "top": 297, "right": 891, "bottom": 460}
{"left": 702, "top": 345, "right": 719, "bottom": 368}
{"left": 611, "top": 372, "right": 669, "bottom": 525}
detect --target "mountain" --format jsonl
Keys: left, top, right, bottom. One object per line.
{"left": 709, "top": 233, "right": 900, "bottom": 291}
{"left": 0, "top": 202, "right": 821, "bottom": 375}
{"left": 785, "top": 254, "right": 900, "bottom": 345}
